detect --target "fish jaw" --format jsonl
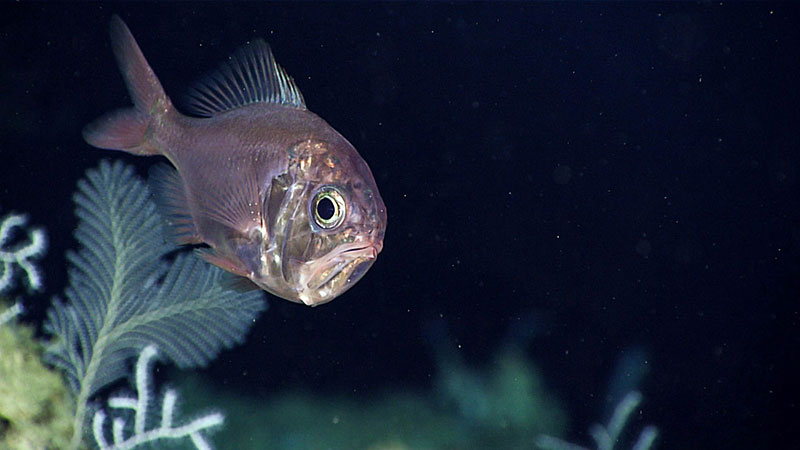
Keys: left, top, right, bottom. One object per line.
{"left": 223, "top": 235, "right": 380, "bottom": 307}
{"left": 294, "top": 241, "right": 380, "bottom": 306}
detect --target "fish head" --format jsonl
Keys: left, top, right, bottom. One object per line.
{"left": 262, "top": 138, "right": 386, "bottom": 306}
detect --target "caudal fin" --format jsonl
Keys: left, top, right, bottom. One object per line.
{"left": 83, "top": 15, "right": 173, "bottom": 155}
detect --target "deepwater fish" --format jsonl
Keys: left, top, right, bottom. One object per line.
{"left": 84, "top": 16, "right": 386, "bottom": 306}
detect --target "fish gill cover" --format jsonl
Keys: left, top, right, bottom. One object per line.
{"left": 42, "top": 160, "right": 267, "bottom": 447}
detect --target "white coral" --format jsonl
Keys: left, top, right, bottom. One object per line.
{"left": 536, "top": 391, "right": 658, "bottom": 450}
{"left": 92, "top": 345, "right": 224, "bottom": 450}
{"left": 0, "top": 213, "right": 47, "bottom": 293}
{"left": 0, "top": 302, "right": 23, "bottom": 328}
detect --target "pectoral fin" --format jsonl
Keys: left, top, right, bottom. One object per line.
{"left": 149, "top": 164, "right": 202, "bottom": 245}
{"left": 195, "top": 248, "right": 250, "bottom": 278}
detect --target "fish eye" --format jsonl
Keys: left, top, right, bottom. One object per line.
{"left": 312, "top": 187, "right": 346, "bottom": 229}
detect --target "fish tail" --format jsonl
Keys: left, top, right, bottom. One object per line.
{"left": 83, "top": 15, "right": 175, "bottom": 156}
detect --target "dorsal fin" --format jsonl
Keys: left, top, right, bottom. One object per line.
{"left": 185, "top": 39, "right": 306, "bottom": 117}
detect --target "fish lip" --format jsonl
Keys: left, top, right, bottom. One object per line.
{"left": 322, "top": 240, "right": 380, "bottom": 262}
{"left": 298, "top": 242, "right": 379, "bottom": 296}
{"left": 339, "top": 244, "right": 379, "bottom": 259}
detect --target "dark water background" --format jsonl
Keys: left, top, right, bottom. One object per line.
{"left": 1, "top": 3, "right": 797, "bottom": 449}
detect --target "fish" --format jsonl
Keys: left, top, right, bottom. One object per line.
{"left": 83, "top": 16, "right": 386, "bottom": 306}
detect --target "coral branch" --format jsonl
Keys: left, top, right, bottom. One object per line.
{"left": 0, "top": 302, "right": 23, "bottom": 328}
{"left": 0, "top": 213, "right": 47, "bottom": 293}
{"left": 92, "top": 345, "right": 224, "bottom": 450}
{"left": 536, "top": 391, "right": 658, "bottom": 450}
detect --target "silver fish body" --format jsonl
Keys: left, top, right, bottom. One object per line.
{"left": 84, "top": 16, "right": 386, "bottom": 306}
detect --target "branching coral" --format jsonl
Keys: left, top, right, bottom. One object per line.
{"left": 536, "top": 391, "right": 658, "bottom": 450}
{"left": 92, "top": 345, "right": 224, "bottom": 450}
{"left": 0, "top": 212, "right": 46, "bottom": 293}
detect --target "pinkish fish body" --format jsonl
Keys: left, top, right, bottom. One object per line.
{"left": 84, "top": 16, "right": 386, "bottom": 306}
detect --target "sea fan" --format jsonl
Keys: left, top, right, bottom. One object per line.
{"left": 43, "top": 160, "right": 267, "bottom": 447}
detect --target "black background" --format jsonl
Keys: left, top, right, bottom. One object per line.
{"left": 1, "top": 3, "right": 798, "bottom": 449}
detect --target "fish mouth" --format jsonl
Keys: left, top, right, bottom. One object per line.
{"left": 297, "top": 242, "right": 379, "bottom": 306}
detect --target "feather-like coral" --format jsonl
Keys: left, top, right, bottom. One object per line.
{"left": 43, "top": 161, "right": 267, "bottom": 448}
